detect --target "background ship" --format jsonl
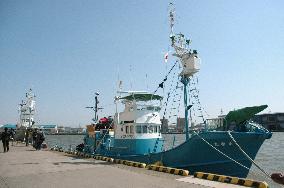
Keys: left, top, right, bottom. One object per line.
{"left": 15, "top": 89, "right": 36, "bottom": 141}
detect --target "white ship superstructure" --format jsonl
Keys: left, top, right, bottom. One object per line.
{"left": 18, "top": 89, "right": 36, "bottom": 128}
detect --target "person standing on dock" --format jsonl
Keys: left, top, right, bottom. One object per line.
{"left": 32, "top": 128, "right": 37, "bottom": 148}
{"left": 35, "top": 129, "right": 45, "bottom": 150}
{"left": 1, "top": 127, "right": 10, "bottom": 152}
{"left": 25, "top": 129, "right": 29, "bottom": 146}
{"left": 10, "top": 128, "right": 15, "bottom": 146}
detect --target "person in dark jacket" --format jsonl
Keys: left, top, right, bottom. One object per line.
{"left": 25, "top": 129, "right": 30, "bottom": 146}
{"left": 35, "top": 129, "right": 45, "bottom": 150}
{"left": 1, "top": 128, "right": 10, "bottom": 152}
{"left": 32, "top": 128, "right": 37, "bottom": 148}
{"left": 10, "top": 129, "right": 15, "bottom": 146}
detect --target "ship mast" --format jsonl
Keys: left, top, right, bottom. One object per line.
{"left": 86, "top": 92, "right": 102, "bottom": 123}
{"left": 168, "top": 3, "right": 200, "bottom": 140}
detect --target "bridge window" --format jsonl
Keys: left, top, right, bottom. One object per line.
{"left": 154, "top": 126, "right": 158, "bottom": 133}
{"left": 125, "top": 126, "right": 129, "bottom": 133}
{"left": 142, "top": 125, "right": 147, "bottom": 133}
{"left": 155, "top": 107, "right": 161, "bottom": 111}
{"left": 130, "top": 125, "right": 134, "bottom": 134}
{"left": 136, "top": 126, "right": 142, "bottom": 133}
{"left": 157, "top": 126, "right": 161, "bottom": 133}
{"left": 147, "top": 106, "right": 154, "bottom": 111}
{"left": 148, "top": 125, "right": 153, "bottom": 133}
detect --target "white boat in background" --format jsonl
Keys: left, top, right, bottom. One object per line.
{"left": 15, "top": 88, "right": 36, "bottom": 142}
{"left": 17, "top": 88, "right": 36, "bottom": 128}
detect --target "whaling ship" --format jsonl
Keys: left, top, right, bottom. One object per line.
{"left": 83, "top": 3, "right": 272, "bottom": 178}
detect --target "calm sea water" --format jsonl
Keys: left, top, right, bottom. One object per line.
{"left": 45, "top": 132, "right": 283, "bottom": 187}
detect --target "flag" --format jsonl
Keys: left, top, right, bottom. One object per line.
{"left": 164, "top": 52, "right": 169, "bottom": 63}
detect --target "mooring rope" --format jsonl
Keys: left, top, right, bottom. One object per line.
{"left": 227, "top": 131, "right": 272, "bottom": 179}
{"left": 228, "top": 131, "right": 284, "bottom": 187}
{"left": 193, "top": 131, "right": 271, "bottom": 181}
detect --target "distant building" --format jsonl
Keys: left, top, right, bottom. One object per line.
{"left": 57, "top": 126, "right": 65, "bottom": 133}
{"left": 252, "top": 113, "right": 284, "bottom": 131}
{"left": 160, "top": 118, "right": 169, "bottom": 133}
{"left": 71, "top": 127, "right": 84, "bottom": 134}
{"left": 177, "top": 117, "right": 185, "bottom": 132}
{"left": 0, "top": 124, "right": 17, "bottom": 132}
{"left": 39, "top": 124, "right": 58, "bottom": 134}
{"left": 0, "top": 124, "right": 17, "bottom": 129}
{"left": 64, "top": 127, "right": 72, "bottom": 133}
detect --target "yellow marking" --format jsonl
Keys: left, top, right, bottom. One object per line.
{"left": 153, "top": 161, "right": 163, "bottom": 166}
{"left": 244, "top": 179, "right": 253, "bottom": 186}
{"left": 174, "top": 169, "right": 179, "bottom": 175}
{"left": 259, "top": 182, "right": 269, "bottom": 188}
{"left": 182, "top": 170, "right": 189, "bottom": 176}
{"left": 219, "top": 175, "right": 226, "bottom": 182}
{"left": 166, "top": 168, "right": 172, "bottom": 173}
{"left": 230, "top": 177, "right": 239, "bottom": 184}
{"left": 196, "top": 172, "right": 204, "bottom": 178}
{"left": 207, "top": 174, "right": 214, "bottom": 180}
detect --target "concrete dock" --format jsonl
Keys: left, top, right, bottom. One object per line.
{"left": 0, "top": 144, "right": 246, "bottom": 188}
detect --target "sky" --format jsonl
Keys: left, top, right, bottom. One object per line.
{"left": 0, "top": 0, "right": 284, "bottom": 127}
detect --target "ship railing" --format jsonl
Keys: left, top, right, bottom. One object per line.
{"left": 245, "top": 121, "right": 270, "bottom": 133}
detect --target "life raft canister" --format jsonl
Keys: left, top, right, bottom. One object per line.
{"left": 99, "top": 117, "right": 109, "bottom": 124}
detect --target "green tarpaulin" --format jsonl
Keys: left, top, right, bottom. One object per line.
{"left": 225, "top": 105, "right": 268, "bottom": 125}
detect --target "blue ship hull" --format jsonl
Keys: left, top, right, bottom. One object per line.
{"left": 86, "top": 131, "right": 271, "bottom": 178}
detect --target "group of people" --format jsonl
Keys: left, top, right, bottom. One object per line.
{"left": 1, "top": 127, "right": 45, "bottom": 152}
{"left": 25, "top": 128, "right": 45, "bottom": 150}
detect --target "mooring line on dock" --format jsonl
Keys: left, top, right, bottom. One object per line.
{"left": 228, "top": 131, "right": 271, "bottom": 179}
{"left": 192, "top": 131, "right": 272, "bottom": 182}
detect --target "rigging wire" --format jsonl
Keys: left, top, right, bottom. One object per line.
{"left": 165, "top": 67, "right": 179, "bottom": 118}
{"left": 152, "top": 60, "right": 178, "bottom": 95}
{"left": 228, "top": 131, "right": 271, "bottom": 179}
{"left": 168, "top": 80, "right": 181, "bottom": 121}
{"left": 188, "top": 76, "right": 207, "bottom": 126}
{"left": 193, "top": 130, "right": 273, "bottom": 182}
{"left": 156, "top": 61, "right": 181, "bottom": 129}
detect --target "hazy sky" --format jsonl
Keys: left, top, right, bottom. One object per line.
{"left": 1, "top": 0, "right": 283, "bottom": 127}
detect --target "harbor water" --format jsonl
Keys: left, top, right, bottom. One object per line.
{"left": 46, "top": 132, "right": 283, "bottom": 187}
